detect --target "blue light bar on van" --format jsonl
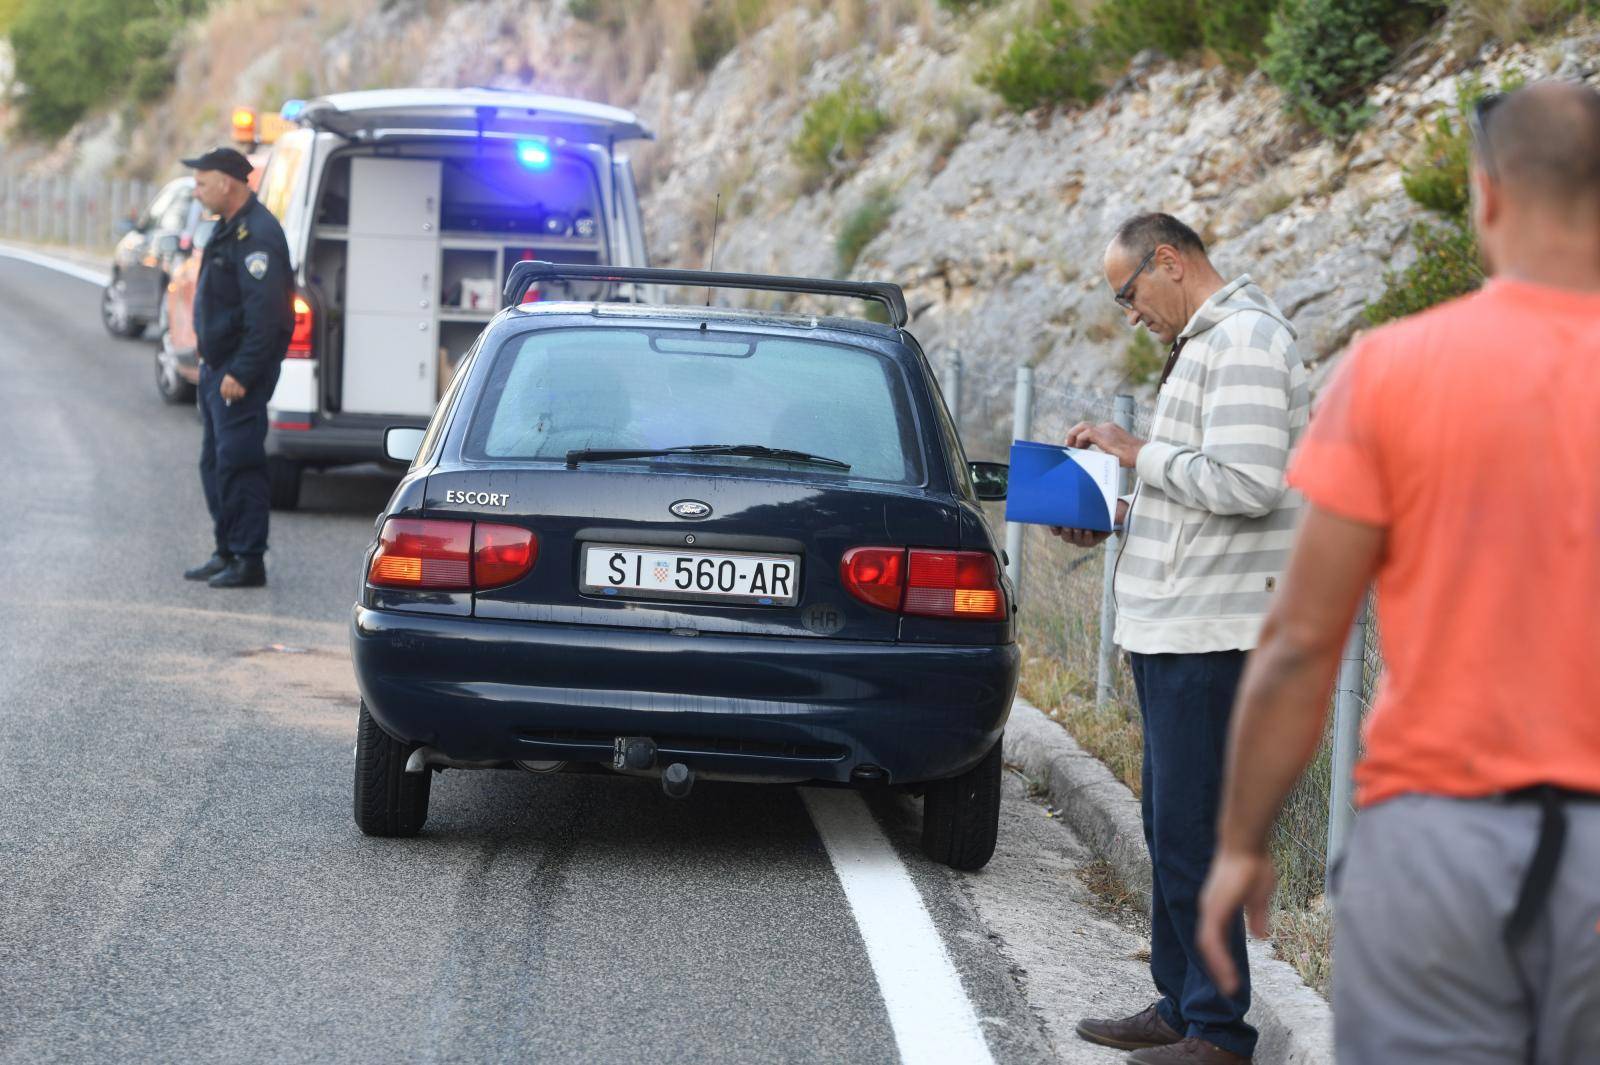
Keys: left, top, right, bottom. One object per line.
{"left": 516, "top": 139, "right": 553, "bottom": 171}
{"left": 280, "top": 99, "right": 306, "bottom": 121}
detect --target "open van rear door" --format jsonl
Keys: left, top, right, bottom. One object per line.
{"left": 297, "top": 89, "right": 652, "bottom": 144}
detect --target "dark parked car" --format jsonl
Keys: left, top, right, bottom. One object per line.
{"left": 350, "top": 263, "right": 1019, "bottom": 869}
{"left": 102, "top": 177, "right": 194, "bottom": 340}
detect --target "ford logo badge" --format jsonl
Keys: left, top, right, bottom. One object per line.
{"left": 669, "top": 499, "right": 712, "bottom": 520}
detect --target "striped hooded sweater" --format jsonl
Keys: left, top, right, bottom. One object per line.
{"left": 1113, "top": 275, "right": 1310, "bottom": 655}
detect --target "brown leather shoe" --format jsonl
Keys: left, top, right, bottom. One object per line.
{"left": 1126, "top": 1036, "right": 1252, "bottom": 1063}
{"left": 1075, "top": 1003, "right": 1183, "bottom": 1050}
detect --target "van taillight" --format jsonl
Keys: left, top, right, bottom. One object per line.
{"left": 367, "top": 518, "right": 537, "bottom": 591}
{"left": 840, "top": 547, "right": 1006, "bottom": 621}
{"left": 287, "top": 295, "right": 313, "bottom": 358}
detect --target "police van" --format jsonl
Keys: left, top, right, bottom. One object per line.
{"left": 249, "top": 89, "right": 652, "bottom": 508}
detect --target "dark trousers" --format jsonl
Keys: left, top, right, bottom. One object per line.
{"left": 198, "top": 362, "right": 277, "bottom": 558}
{"left": 1129, "top": 650, "right": 1257, "bottom": 1058}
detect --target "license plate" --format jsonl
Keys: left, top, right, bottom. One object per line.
{"left": 581, "top": 544, "right": 800, "bottom": 606}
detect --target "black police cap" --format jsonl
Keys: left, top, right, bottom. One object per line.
{"left": 181, "top": 146, "right": 254, "bottom": 183}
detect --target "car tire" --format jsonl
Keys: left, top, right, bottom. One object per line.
{"left": 921, "top": 736, "right": 1002, "bottom": 871}
{"left": 353, "top": 701, "right": 431, "bottom": 837}
{"left": 267, "top": 456, "right": 302, "bottom": 510}
{"left": 155, "top": 337, "right": 196, "bottom": 405}
{"left": 100, "top": 275, "right": 146, "bottom": 339}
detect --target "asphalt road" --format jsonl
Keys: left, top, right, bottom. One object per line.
{"left": 0, "top": 251, "right": 1151, "bottom": 1065}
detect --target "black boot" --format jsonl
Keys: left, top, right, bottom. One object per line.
{"left": 208, "top": 555, "right": 266, "bottom": 588}
{"left": 184, "top": 553, "right": 233, "bottom": 581}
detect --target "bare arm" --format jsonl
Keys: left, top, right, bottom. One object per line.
{"left": 1196, "top": 504, "right": 1384, "bottom": 994}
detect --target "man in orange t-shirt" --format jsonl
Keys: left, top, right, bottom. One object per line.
{"left": 1197, "top": 81, "right": 1600, "bottom": 1064}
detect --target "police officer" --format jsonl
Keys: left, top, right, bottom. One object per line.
{"left": 180, "top": 147, "right": 294, "bottom": 588}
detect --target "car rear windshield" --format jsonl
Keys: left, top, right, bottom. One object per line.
{"left": 463, "top": 326, "right": 924, "bottom": 484}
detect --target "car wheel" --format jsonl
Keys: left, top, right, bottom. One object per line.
{"left": 267, "top": 456, "right": 302, "bottom": 510}
{"left": 353, "top": 701, "right": 431, "bottom": 837}
{"left": 155, "top": 343, "right": 196, "bottom": 405}
{"left": 921, "top": 736, "right": 1002, "bottom": 871}
{"left": 100, "top": 275, "right": 146, "bottom": 339}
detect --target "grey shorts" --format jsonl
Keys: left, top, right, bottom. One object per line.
{"left": 1332, "top": 794, "right": 1600, "bottom": 1064}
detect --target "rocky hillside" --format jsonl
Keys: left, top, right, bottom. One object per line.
{"left": 8, "top": 0, "right": 1598, "bottom": 416}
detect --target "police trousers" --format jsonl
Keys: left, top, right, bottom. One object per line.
{"left": 198, "top": 362, "right": 279, "bottom": 558}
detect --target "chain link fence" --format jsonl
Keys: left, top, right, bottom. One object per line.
{"left": 0, "top": 169, "right": 155, "bottom": 252}
{"left": 940, "top": 350, "right": 1379, "bottom": 913}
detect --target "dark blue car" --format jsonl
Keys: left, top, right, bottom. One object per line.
{"left": 350, "top": 263, "right": 1018, "bottom": 869}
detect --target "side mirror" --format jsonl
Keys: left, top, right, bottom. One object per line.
{"left": 969, "top": 461, "right": 1008, "bottom": 501}
{"left": 156, "top": 234, "right": 180, "bottom": 256}
{"left": 383, "top": 426, "right": 426, "bottom": 466}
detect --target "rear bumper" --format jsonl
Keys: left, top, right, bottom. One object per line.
{"left": 267, "top": 415, "right": 426, "bottom": 467}
{"left": 350, "top": 606, "right": 1018, "bottom": 785}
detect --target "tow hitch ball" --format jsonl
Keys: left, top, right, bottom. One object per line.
{"left": 614, "top": 736, "right": 695, "bottom": 799}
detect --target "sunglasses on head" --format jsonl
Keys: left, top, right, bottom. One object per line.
{"left": 1114, "top": 247, "right": 1157, "bottom": 310}
{"left": 1468, "top": 92, "right": 1507, "bottom": 177}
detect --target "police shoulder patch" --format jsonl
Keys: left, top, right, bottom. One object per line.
{"left": 244, "top": 251, "right": 269, "bottom": 280}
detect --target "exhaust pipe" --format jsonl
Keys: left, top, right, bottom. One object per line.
{"left": 661, "top": 762, "right": 695, "bottom": 799}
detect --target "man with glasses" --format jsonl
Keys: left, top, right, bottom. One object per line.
{"left": 1198, "top": 80, "right": 1600, "bottom": 1065}
{"left": 1065, "top": 213, "right": 1308, "bottom": 1064}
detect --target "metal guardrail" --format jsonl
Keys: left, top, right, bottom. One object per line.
{"left": 0, "top": 169, "right": 156, "bottom": 253}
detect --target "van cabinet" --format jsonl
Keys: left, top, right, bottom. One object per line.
{"left": 342, "top": 158, "right": 441, "bottom": 415}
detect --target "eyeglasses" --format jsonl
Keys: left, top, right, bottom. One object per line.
{"left": 1114, "top": 248, "right": 1157, "bottom": 310}
{"left": 1468, "top": 92, "right": 1506, "bottom": 178}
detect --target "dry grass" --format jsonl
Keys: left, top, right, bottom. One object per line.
{"left": 1077, "top": 857, "right": 1145, "bottom": 920}
{"left": 1452, "top": 0, "right": 1593, "bottom": 51}
{"left": 1271, "top": 899, "right": 1334, "bottom": 998}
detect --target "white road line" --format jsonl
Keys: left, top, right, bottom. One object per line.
{"left": 802, "top": 788, "right": 997, "bottom": 1065}
{"left": 0, "top": 241, "right": 110, "bottom": 287}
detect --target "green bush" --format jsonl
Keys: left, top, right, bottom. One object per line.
{"left": 791, "top": 80, "right": 891, "bottom": 190}
{"left": 7, "top": 0, "right": 205, "bottom": 136}
{"left": 1365, "top": 221, "right": 1483, "bottom": 325}
{"left": 977, "top": 0, "right": 1102, "bottom": 113}
{"left": 1094, "top": 0, "right": 1203, "bottom": 61}
{"left": 1399, "top": 76, "right": 1516, "bottom": 219}
{"left": 1200, "top": 0, "right": 1278, "bottom": 69}
{"left": 690, "top": 0, "right": 768, "bottom": 73}
{"left": 1263, "top": 0, "right": 1441, "bottom": 139}
{"left": 836, "top": 186, "right": 897, "bottom": 274}
{"left": 1122, "top": 327, "right": 1165, "bottom": 385}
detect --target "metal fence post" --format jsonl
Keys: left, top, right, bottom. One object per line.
{"left": 1003, "top": 365, "right": 1033, "bottom": 596}
{"left": 1326, "top": 592, "right": 1370, "bottom": 886}
{"left": 941, "top": 350, "right": 962, "bottom": 429}
{"left": 1096, "top": 394, "right": 1135, "bottom": 708}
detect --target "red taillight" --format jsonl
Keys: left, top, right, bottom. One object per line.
{"left": 840, "top": 547, "right": 1005, "bottom": 620}
{"left": 840, "top": 547, "right": 904, "bottom": 612}
{"left": 367, "top": 518, "right": 538, "bottom": 591}
{"left": 287, "top": 295, "right": 313, "bottom": 358}
{"left": 905, "top": 550, "right": 1005, "bottom": 620}
{"left": 473, "top": 523, "right": 538, "bottom": 589}
{"left": 368, "top": 519, "right": 472, "bottom": 589}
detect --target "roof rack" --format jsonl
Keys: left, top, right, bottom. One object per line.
{"left": 502, "top": 261, "right": 908, "bottom": 329}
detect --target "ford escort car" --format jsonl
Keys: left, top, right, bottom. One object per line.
{"left": 349, "top": 262, "right": 1019, "bottom": 870}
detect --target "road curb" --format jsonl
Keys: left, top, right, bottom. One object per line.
{"left": 0, "top": 240, "right": 111, "bottom": 286}
{"left": 1004, "top": 696, "right": 1335, "bottom": 1065}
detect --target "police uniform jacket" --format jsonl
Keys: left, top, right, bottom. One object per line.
{"left": 194, "top": 194, "right": 294, "bottom": 389}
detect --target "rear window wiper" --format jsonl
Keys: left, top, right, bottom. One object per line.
{"left": 566, "top": 443, "right": 851, "bottom": 470}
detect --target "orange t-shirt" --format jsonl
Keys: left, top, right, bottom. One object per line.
{"left": 1289, "top": 278, "right": 1600, "bottom": 807}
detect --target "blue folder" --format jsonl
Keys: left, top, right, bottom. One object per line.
{"left": 1005, "top": 440, "right": 1121, "bottom": 532}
